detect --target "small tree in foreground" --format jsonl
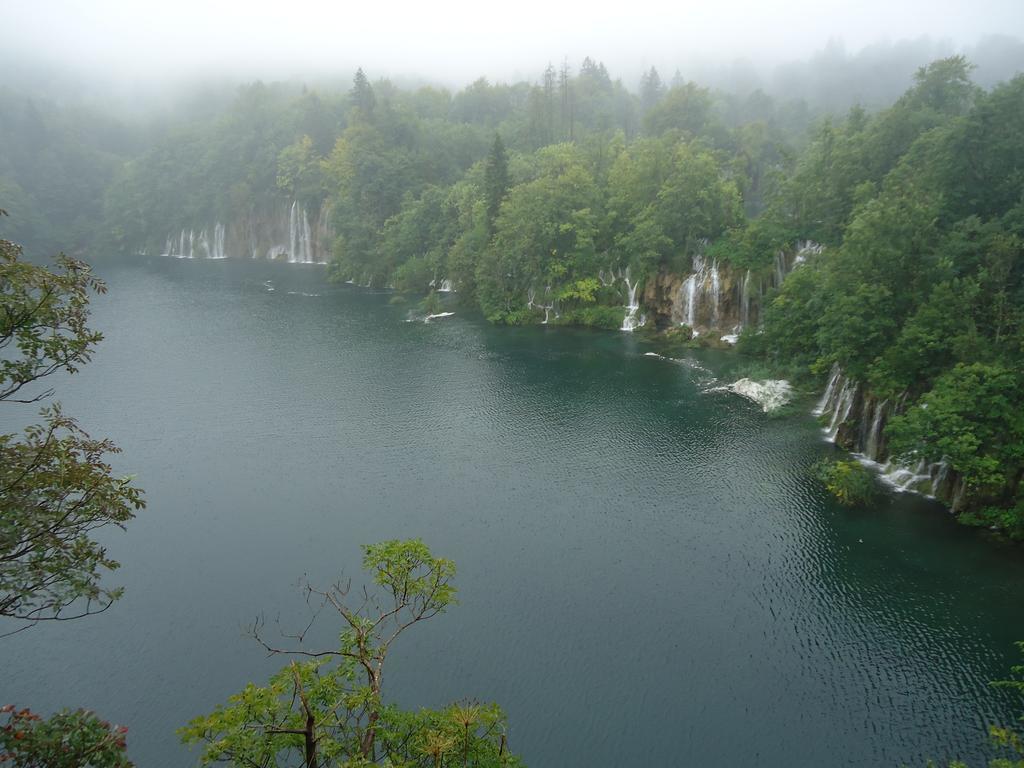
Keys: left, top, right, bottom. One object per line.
{"left": 1, "top": 229, "right": 144, "bottom": 632}
{"left": 0, "top": 705, "right": 132, "bottom": 767}
{"left": 180, "top": 539, "right": 520, "bottom": 768}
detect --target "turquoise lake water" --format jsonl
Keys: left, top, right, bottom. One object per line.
{"left": 2, "top": 256, "right": 1023, "bottom": 767}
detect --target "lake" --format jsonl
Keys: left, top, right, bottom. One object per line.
{"left": 3, "top": 256, "right": 1023, "bottom": 767}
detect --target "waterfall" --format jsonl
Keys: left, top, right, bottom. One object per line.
{"left": 813, "top": 365, "right": 963, "bottom": 504}
{"left": 771, "top": 240, "right": 823, "bottom": 286}
{"left": 437, "top": 279, "right": 454, "bottom": 293}
{"left": 676, "top": 255, "right": 724, "bottom": 330}
{"left": 931, "top": 461, "right": 950, "bottom": 497}
{"left": 813, "top": 364, "right": 843, "bottom": 416}
{"left": 864, "top": 400, "right": 888, "bottom": 461}
{"left": 169, "top": 229, "right": 193, "bottom": 259}
{"left": 794, "top": 240, "right": 824, "bottom": 265}
{"left": 211, "top": 222, "right": 226, "bottom": 259}
{"left": 681, "top": 271, "right": 698, "bottom": 327}
{"left": 621, "top": 269, "right": 643, "bottom": 332}
{"left": 825, "top": 378, "right": 857, "bottom": 442}
{"left": 528, "top": 285, "right": 557, "bottom": 324}
{"left": 288, "top": 201, "right": 314, "bottom": 264}
{"left": 163, "top": 223, "right": 227, "bottom": 259}
{"left": 289, "top": 202, "right": 299, "bottom": 263}
{"left": 878, "top": 458, "right": 951, "bottom": 496}
{"left": 172, "top": 229, "right": 195, "bottom": 259}
{"left": 774, "top": 251, "right": 786, "bottom": 286}
{"left": 197, "top": 229, "right": 210, "bottom": 259}
{"left": 710, "top": 261, "right": 721, "bottom": 326}
{"left": 740, "top": 270, "right": 752, "bottom": 328}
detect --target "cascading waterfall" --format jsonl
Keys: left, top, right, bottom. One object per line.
{"left": 773, "top": 251, "right": 787, "bottom": 286}
{"left": 864, "top": 400, "right": 888, "bottom": 461}
{"left": 165, "top": 229, "right": 195, "bottom": 259}
{"left": 288, "top": 201, "right": 314, "bottom": 264}
{"left": 814, "top": 366, "right": 957, "bottom": 501}
{"left": 710, "top": 263, "right": 721, "bottom": 326}
{"left": 214, "top": 222, "right": 226, "bottom": 259}
{"left": 163, "top": 223, "right": 227, "bottom": 259}
{"left": 814, "top": 365, "right": 857, "bottom": 442}
{"left": 157, "top": 201, "right": 333, "bottom": 264}
{"left": 621, "top": 269, "right": 643, "bottom": 332}
{"left": 878, "top": 458, "right": 952, "bottom": 498}
{"left": 676, "top": 255, "right": 722, "bottom": 331}
{"left": 793, "top": 240, "right": 824, "bottom": 266}
{"left": 825, "top": 379, "right": 857, "bottom": 442}
{"left": 527, "top": 286, "right": 557, "bottom": 324}
{"left": 682, "top": 272, "right": 698, "bottom": 327}
{"left": 428, "top": 276, "right": 455, "bottom": 292}
{"left": 740, "top": 269, "right": 752, "bottom": 328}
{"left": 772, "top": 240, "right": 822, "bottom": 287}
{"left": 813, "top": 364, "right": 843, "bottom": 416}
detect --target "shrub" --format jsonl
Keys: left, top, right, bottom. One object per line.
{"left": 813, "top": 459, "right": 877, "bottom": 506}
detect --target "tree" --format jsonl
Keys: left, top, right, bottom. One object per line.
{"left": 350, "top": 68, "right": 376, "bottom": 116}
{"left": 180, "top": 539, "right": 519, "bottom": 768}
{"left": 0, "top": 705, "right": 132, "bottom": 768}
{"left": 886, "top": 363, "right": 1024, "bottom": 517}
{"left": 0, "top": 232, "right": 144, "bottom": 632}
{"left": 638, "top": 67, "right": 664, "bottom": 114}
{"left": 483, "top": 134, "right": 509, "bottom": 236}
{"left": 642, "top": 82, "right": 717, "bottom": 140}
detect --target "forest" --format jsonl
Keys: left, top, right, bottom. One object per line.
{"left": 2, "top": 51, "right": 1022, "bottom": 534}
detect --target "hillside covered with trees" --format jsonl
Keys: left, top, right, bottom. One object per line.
{"left": 2, "top": 53, "right": 1023, "bottom": 536}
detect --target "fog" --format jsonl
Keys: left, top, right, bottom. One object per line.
{"left": 7, "top": 0, "right": 1024, "bottom": 95}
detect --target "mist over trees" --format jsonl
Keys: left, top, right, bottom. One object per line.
{"left": 1, "top": 41, "right": 1023, "bottom": 532}
{"left": 2, "top": 18, "right": 1024, "bottom": 766}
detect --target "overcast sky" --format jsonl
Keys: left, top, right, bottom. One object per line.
{"left": 8, "top": 0, "right": 1024, "bottom": 87}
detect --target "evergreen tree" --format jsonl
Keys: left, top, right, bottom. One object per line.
{"left": 639, "top": 66, "right": 665, "bottom": 114}
{"left": 483, "top": 133, "right": 510, "bottom": 235}
{"left": 350, "top": 67, "right": 376, "bottom": 115}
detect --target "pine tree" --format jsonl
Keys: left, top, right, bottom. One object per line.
{"left": 640, "top": 67, "right": 665, "bottom": 114}
{"left": 350, "top": 67, "right": 376, "bottom": 115}
{"left": 483, "top": 133, "right": 510, "bottom": 236}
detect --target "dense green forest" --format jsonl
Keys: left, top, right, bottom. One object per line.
{"left": 1, "top": 53, "right": 1022, "bottom": 535}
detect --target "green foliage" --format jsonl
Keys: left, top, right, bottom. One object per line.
{"left": 277, "top": 135, "right": 327, "bottom": 208}
{"left": 483, "top": 133, "right": 509, "bottom": 235}
{"left": 0, "top": 706, "right": 132, "bottom": 768}
{"left": 180, "top": 539, "right": 519, "bottom": 768}
{"left": 813, "top": 459, "right": 877, "bottom": 506}
{"left": 752, "top": 262, "right": 824, "bottom": 376}
{"left": 556, "top": 304, "right": 624, "bottom": 330}
{"left": 1, "top": 236, "right": 144, "bottom": 627}
{"left": 958, "top": 499, "right": 1024, "bottom": 542}
{"left": 750, "top": 71, "right": 1024, "bottom": 524}
{"left": 476, "top": 143, "right": 601, "bottom": 320}
{"left": 0, "top": 241, "right": 104, "bottom": 402}
{"left": 886, "top": 364, "right": 1024, "bottom": 507}
{"left": 643, "top": 82, "right": 720, "bottom": 141}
